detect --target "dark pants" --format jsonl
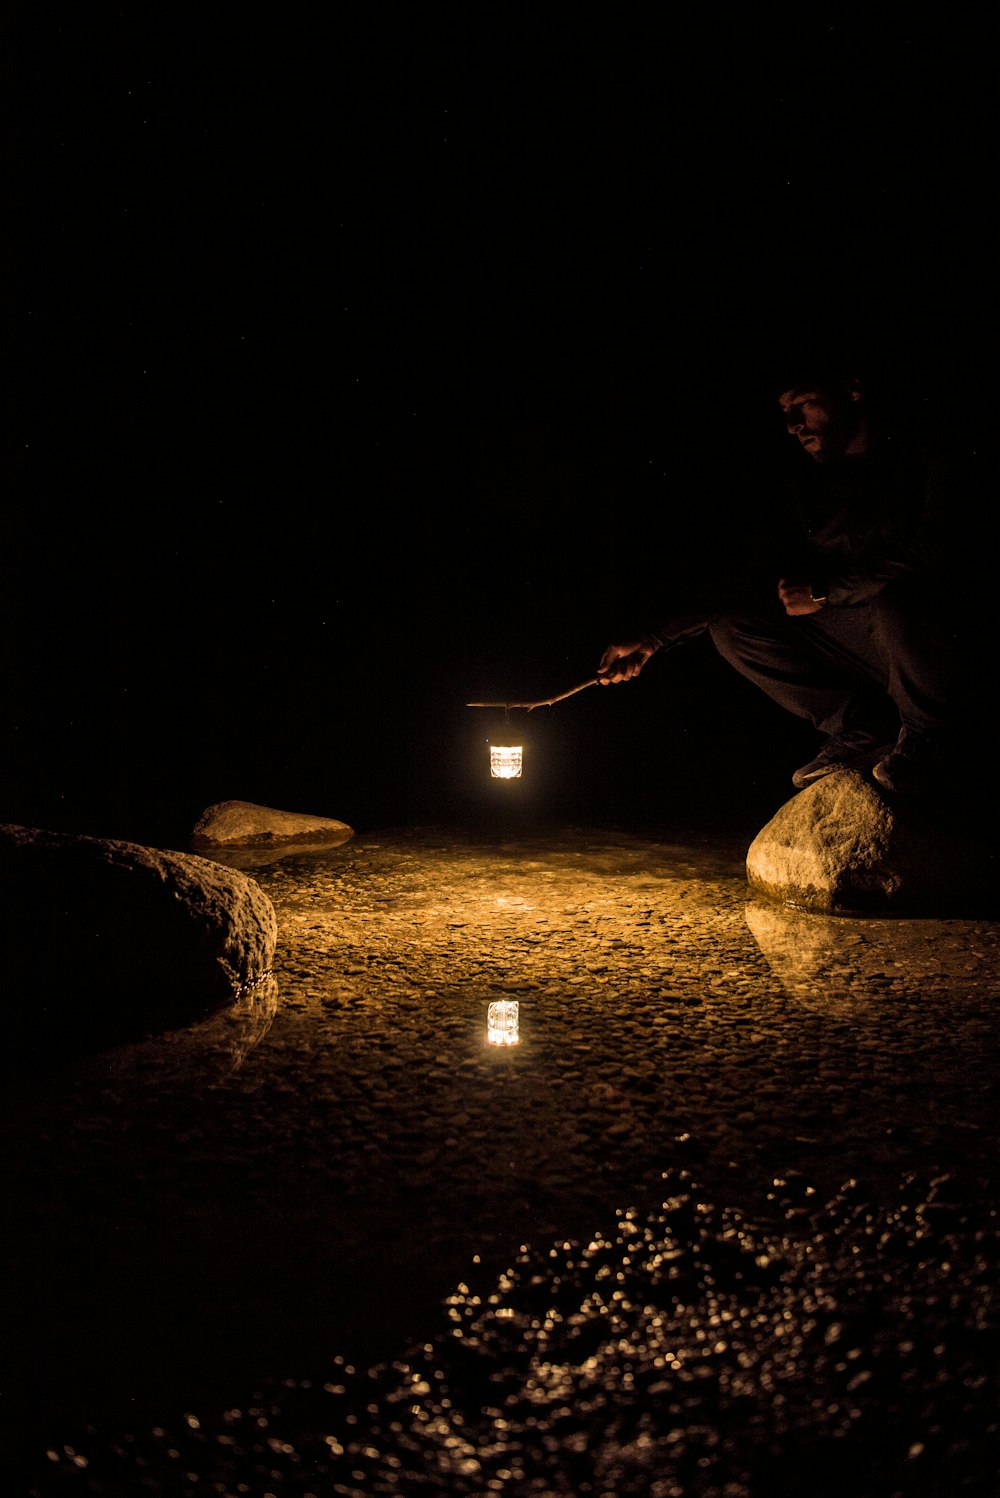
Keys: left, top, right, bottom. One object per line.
{"left": 708, "top": 579, "right": 970, "bottom": 742}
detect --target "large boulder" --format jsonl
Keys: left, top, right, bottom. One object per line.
{"left": 746, "top": 770, "right": 999, "bottom": 916}
{"left": 1, "top": 823, "right": 278, "bottom": 1061}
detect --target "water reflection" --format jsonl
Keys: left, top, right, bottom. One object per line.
{"left": 745, "top": 899, "right": 1000, "bottom": 1003}
{"left": 486, "top": 998, "right": 520, "bottom": 1045}
{"left": 208, "top": 971, "right": 281, "bottom": 1068}
{"left": 201, "top": 836, "right": 355, "bottom": 871}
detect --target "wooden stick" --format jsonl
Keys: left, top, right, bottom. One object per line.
{"left": 465, "top": 677, "right": 601, "bottom": 710}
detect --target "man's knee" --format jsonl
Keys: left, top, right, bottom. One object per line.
{"left": 708, "top": 610, "right": 779, "bottom": 665}
{"left": 874, "top": 578, "right": 953, "bottom": 646}
{"left": 873, "top": 581, "right": 910, "bottom": 635}
{"left": 707, "top": 611, "right": 745, "bottom": 666}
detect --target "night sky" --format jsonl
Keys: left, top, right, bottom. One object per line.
{"left": 3, "top": 8, "right": 996, "bottom": 843}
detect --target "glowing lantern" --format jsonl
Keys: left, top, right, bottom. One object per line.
{"left": 489, "top": 743, "right": 523, "bottom": 779}
{"left": 487, "top": 999, "right": 520, "bottom": 1045}
{"left": 467, "top": 675, "right": 598, "bottom": 782}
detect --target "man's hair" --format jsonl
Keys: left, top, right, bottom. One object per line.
{"left": 752, "top": 308, "right": 876, "bottom": 397}
{"left": 767, "top": 336, "right": 867, "bottom": 396}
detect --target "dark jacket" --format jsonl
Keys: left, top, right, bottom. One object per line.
{"left": 642, "top": 426, "right": 982, "bottom": 651}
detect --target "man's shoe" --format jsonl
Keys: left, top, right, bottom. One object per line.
{"left": 872, "top": 728, "right": 947, "bottom": 796}
{"left": 791, "top": 731, "right": 895, "bottom": 790}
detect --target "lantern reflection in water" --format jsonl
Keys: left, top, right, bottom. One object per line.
{"left": 486, "top": 999, "right": 520, "bottom": 1045}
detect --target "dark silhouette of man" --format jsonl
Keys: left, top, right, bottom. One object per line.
{"left": 596, "top": 353, "right": 984, "bottom": 797}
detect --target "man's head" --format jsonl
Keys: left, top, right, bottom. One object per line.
{"left": 777, "top": 373, "right": 868, "bottom": 463}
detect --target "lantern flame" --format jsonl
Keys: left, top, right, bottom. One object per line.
{"left": 490, "top": 745, "right": 523, "bottom": 779}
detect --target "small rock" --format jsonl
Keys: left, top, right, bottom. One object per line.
{"left": 191, "top": 799, "right": 354, "bottom": 850}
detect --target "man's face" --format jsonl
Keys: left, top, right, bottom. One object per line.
{"left": 777, "top": 379, "right": 864, "bottom": 462}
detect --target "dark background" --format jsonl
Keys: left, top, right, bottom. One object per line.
{"left": 3, "top": 6, "right": 996, "bottom": 845}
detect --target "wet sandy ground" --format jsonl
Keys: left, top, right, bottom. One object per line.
{"left": 5, "top": 818, "right": 1000, "bottom": 1494}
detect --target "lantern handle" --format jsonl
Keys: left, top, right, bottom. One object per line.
{"left": 465, "top": 677, "right": 600, "bottom": 710}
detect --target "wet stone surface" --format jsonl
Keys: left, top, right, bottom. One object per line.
{"left": 6, "top": 821, "right": 1000, "bottom": 1495}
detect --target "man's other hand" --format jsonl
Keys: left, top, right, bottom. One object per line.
{"left": 778, "top": 579, "right": 826, "bottom": 616}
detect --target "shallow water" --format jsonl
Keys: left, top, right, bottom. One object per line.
{"left": 6, "top": 822, "right": 999, "bottom": 1494}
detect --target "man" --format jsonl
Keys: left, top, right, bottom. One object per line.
{"left": 596, "top": 356, "right": 983, "bottom": 797}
